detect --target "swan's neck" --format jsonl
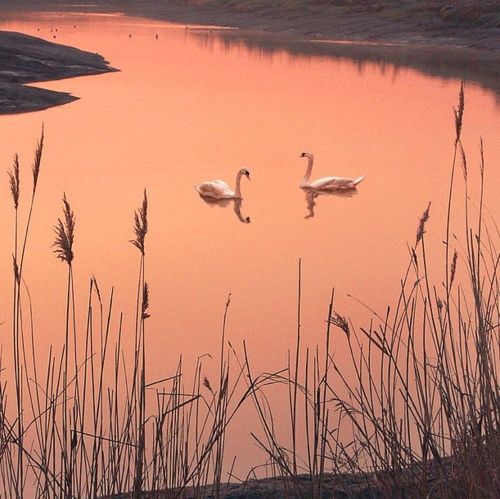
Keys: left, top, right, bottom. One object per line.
{"left": 302, "top": 155, "right": 314, "bottom": 185}
{"left": 233, "top": 198, "right": 246, "bottom": 222}
{"left": 234, "top": 172, "right": 244, "bottom": 198}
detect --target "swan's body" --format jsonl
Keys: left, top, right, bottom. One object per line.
{"left": 300, "top": 152, "right": 365, "bottom": 191}
{"left": 195, "top": 168, "right": 250, "bottom": 199}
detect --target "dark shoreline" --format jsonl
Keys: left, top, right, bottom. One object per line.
{"left": 0, "top": 31, "right": 116, "bottom": 114}
{"left": 104, "top": 456, "right": 454, "bottom": 498}
{"left": 0, "top": 0, "right": 500, "bottom": 114}
{"left": 3, "top": 0, "right": 500, "bottom": 54}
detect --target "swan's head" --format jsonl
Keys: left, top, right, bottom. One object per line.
{"left": 300, "top": 152, "right": 312, "bottom": 159}
{"left": 239, "top": 168, "right": 251, "bottom": 180}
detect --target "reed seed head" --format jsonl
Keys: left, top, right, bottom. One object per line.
{"left": 53, "top": 193, "right": 75, "bottom": 265}
{"left": 8, "top": 154, "right": 20, "bottom": 209}
{"left": 454, "top": 83, "right": 465, "bottom": 145}
{"left": 32, "top": 125, "right": 44, "bottom": 192}
{"left": 130, "top": 189, "right": 148, "bottom": 255}
{"left": 203, "top": 376, "right": 214, "bottom": 394}
{"left": 416, "top": 202, "right": 431, "bottom": 245}
{"left": 329, "top": 312, "right": 350, "bottom": 337}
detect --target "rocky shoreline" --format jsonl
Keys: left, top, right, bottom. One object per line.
{"left": 0, "top": 31, "right": 116, "bottom": 114}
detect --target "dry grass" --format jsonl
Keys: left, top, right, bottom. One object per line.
{"left": 0, "top": 86, "right": 498, "bottom": 498}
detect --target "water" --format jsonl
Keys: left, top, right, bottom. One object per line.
{"left": 0, "top": 10, "right": 499, "bottom": 480}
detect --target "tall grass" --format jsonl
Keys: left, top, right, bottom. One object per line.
{"left": 0, "top": 86, "right": 498, "bottom": 498}
{"left": 241, "top": 85, "right": 499, "bottom": 497}
{"left": 1, "top": 141, "right": 273, "bottom": 498}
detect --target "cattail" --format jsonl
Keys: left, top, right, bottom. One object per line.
{"left": 454, "top": 82, "right": 465, "bottom": 145}
{"left": 450, "top": 249, "right": 458, "bottom": 287}
{"left": 8, "top": 154, "right": 20, "bottom": 209}
{"left": 141, "top": 282, "right": 150, "bottom": 320}
{"left": 32, "top": 124, "right": 44, "bottom": 192}
{"left": 53, "top": 193, "right": 75, "bottom": 265}
{"left": 329, "top": 312, "right": 350, "bottom": 337}
{"left": 416, "top": 202, "right": 431, "bottom": 245}
{"left": 130, "top": 189, "right": 148, "bottom": 255}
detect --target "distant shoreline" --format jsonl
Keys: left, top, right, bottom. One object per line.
{"left": 2, "top": 0, "right": 499, "bottom": 54}
{"left": 1, "top": 1, "right": 499, "bottom": 115}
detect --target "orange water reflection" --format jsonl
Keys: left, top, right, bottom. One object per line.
{"left": 0, "top": 11, "right": 499, "bottom": 477}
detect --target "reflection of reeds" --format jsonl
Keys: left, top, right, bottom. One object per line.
{"left": 0, "top": 86, "right": 498, "bottom": 498}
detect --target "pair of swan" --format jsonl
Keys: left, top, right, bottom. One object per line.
{"left": 194, "top": 153, "right": 365, "bottom": 200}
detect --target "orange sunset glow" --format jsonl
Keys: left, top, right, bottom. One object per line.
{"left": 0, "top": 3, "right": 498, "bottom": 498}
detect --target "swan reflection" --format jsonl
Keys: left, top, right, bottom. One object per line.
{"left": 197, "top": 195, "right": 251, "bottom": 224}
{"left": 303, "top": 187, "right": 358, "bottom": 219}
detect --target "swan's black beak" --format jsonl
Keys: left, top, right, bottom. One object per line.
{"left": 246, "top": 173, "right": 251, "bottom": 181}
{"left": 300, "top": 152, "right": 305, "bottom": 157}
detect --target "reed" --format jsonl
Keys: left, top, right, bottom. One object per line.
{"left": 0, "top": 86, "right": 498, "bottom": 498}
{"left": 244, "top": 85, "right": 499, "bottom": 498}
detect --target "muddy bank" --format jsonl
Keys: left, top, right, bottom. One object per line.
{"left": 3, "top": 0, "right": 499, "bottom": 54}
{"left": 0, "top": 31, "right": 116, "bottom": 114}
{"left": 105, "top": 457, "right": 455, "bottom": 498}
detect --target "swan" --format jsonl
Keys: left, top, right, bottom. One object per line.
{"left": 195, "top": 168, "right": 251, "bottom": 199}
{"left": 300, "top": 152, "right": 365, "bottom": 191}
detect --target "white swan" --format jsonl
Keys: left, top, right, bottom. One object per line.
{"left": 195, "top": 168, "right": 251, "bottom": 199}
{"left": 300, "top": 152, "right": 365, "bottom": 191}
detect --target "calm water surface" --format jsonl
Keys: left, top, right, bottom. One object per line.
{"left": 0, "top": 11, "right": 499, "bottom": 475}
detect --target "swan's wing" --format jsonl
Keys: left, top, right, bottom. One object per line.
{"left": 308, "top": 176, "right": 345, "bottom": 190}
{"left": 195, "top": 180, "right": 232, "bottom": 198}
{"left": 309, "top": 176, "right": 362, "bottom": 190}
{"left": 211, "top": 180, "right": 230, "bottom": 189}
